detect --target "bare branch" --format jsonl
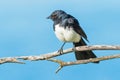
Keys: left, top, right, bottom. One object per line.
{"left": 0, "top": 57, "right": 25, "bottom": 64}
{"left": 48, "top": 54, "right": 120, "bottom": 73}
{"left": 0, "top": 45, "right": 120, "bottom": 65}
{"left": 47, "top": 58, "right": 65, "bottom": 73}
{"left": 60, "top": 54, "right": 120, "bottom": 66}
{"left": 75, "top": 45, "right": 120, "bottom": 51}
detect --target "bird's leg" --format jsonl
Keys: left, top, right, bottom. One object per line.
{"left": 58, "top": 42, "right": 66, "bottom": 54}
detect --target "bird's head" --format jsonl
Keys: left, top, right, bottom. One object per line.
{"left": 47, "top": 10, "right": 66, "bottom": 21}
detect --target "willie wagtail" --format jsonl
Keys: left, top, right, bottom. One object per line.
{"left": 47, "top": 10, "right": 99, "bottom": 63}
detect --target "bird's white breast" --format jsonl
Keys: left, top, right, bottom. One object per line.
{"left": 54, "top": 24, "right": 81, "bottom": 42}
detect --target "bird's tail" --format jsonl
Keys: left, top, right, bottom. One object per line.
{"left": 73, "top": 38, "right": 99, "bottom": 63}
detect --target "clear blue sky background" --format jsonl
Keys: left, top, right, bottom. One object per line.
{"left": 0, "top": 0, "right": 120, "bottom": 80}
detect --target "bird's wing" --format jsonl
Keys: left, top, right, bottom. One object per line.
{"left": 67, "top": 18, "right": 89, "bottom": 42}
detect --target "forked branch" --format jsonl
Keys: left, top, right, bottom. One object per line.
{"left": 0, "top": 45, "right": 120, "bottom": 73}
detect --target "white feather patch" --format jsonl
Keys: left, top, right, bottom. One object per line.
{"left": 54, "top": 24, "right": 81, "bottom": 42}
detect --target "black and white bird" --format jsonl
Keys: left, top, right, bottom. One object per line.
{"left": 47, "top": 10, "right": 99, "bottom": 63}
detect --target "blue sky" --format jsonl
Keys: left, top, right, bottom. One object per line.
{"left": 0, "top": 0, "right": 120, "bottom": 80}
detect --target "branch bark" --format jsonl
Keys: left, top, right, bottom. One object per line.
{"left": 1, "top": 45, "right": 120, "bottom": 73}
{"left": 0, "top": 45, "right": 120, "bottom": 73}
{"left": 48, "top": 54, "right": 120, "bottom": 73}
{"left": 0, "top": 45, "right": 120, "bottom": 64}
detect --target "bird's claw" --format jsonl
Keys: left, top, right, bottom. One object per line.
{"left": 58, "top": 48, "right": 63, "bottom": 54}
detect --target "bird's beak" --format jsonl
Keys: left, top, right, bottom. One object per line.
{"left": 46, "top": 16, "right": 51, "bottom": 19}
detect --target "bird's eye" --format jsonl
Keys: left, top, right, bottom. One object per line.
{"left": 52, "top": 14, "right": 57, "bottom": 18}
